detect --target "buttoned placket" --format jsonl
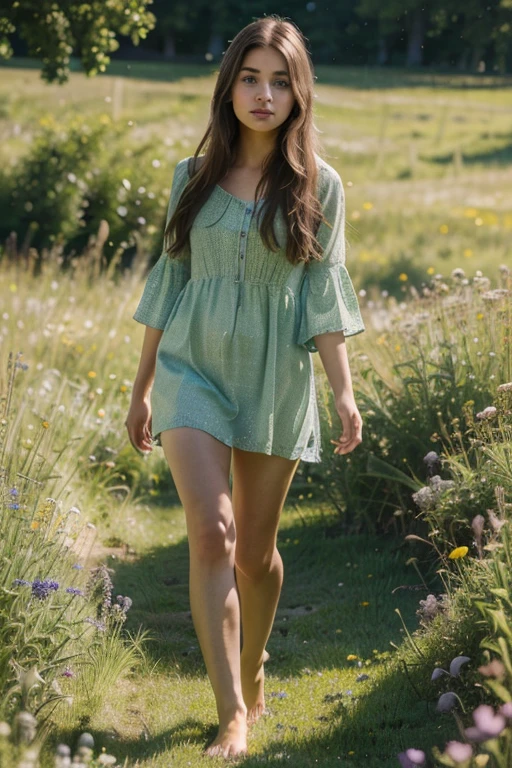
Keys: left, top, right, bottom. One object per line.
{"left": 235, "top": 204, "right": 253, "bottom": 310}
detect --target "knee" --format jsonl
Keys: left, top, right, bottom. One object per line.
{"left": 190, "top": 516, "right": 235, "bottom": 565}
{"left": 235, "top": 546, "right": 279, "bottom": 584}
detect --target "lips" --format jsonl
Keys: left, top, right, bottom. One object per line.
{"left": 251, "top": 110, "right": 273, "bottom": 115}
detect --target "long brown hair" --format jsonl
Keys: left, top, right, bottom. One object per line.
{"left": 164, "top": 15, "right": 325, "bottom": 266}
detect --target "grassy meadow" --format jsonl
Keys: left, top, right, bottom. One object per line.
{"left": 0, "top": 59, "right": 511, "bottom": 767}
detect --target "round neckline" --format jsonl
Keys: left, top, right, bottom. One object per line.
{"left": 215, "top": 183, "right": 265, "bottom": 207}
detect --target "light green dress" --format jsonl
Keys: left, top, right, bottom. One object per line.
{"left": 133, "top": 154, "right": 365, "bottom": 462}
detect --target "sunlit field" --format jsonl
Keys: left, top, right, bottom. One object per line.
{"left": 0, "top": 60, "right": 511, "bottom": 767}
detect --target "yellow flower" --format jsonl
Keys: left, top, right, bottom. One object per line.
{"left": 399, "top": 273, "right": 408, "bottom": 282}
{"left": 360, "top": 601, "right": 370, "bottom": 607}
{"left": 449, "top": 546, "right": 468, "bottom": 560}
{"left": 439, "top": 224, "right": 449, "bottom": 234}
{"left": 87, "top": 371, "right": 97, "bottom": 378}
{"left": 463, "top": 249, "right": 473, "bottom": 258}
{"left": 9, "top": 283, "right": 17, "bottom": 293}
{"left": 475, "top": 217, "right": 483, "bottom": 226}
{"left": 395, "top": 345, "right": 401, "bottom": 352}
{"left": 41, "top": 421, "right": 50, "bottom": 429}
{"left": 97, "top": 409, "right": 105, "bottom": 418}
{"left": 362, "top": 202, "right": 373, "bottom": 210}
{"left": 120, "top": 385, "right": 128, "bottom": 393}
{"left": 31, "top": 521, "right": 40, "bottom": 530}
{"left": 427, "top": 266, "right": 435, "bottom": 275}
{"left": 347, "top": 654, "right": 358, "bottom": 661}
{"left": 476, "top": 312, "right": 484, "bottom": 320}
{"left": 336, "top": 629, "right": 342, "bottom": 634}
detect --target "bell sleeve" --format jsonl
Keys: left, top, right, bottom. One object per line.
{"left": 133, "top": 159, "right": 191, "bottom": 330}
{"left": 297, "top": 166, "right": 365, "bottom": 353}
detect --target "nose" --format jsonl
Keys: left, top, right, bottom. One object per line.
{"left": 256, "top": 82, "right": 273, "bottom": 102}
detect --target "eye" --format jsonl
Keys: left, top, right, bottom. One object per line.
{"left": 275, "top": 80, "right": 290, "bottom": 88}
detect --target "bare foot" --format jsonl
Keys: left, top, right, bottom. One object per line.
{"left": 205, "top": 710, "right": 248, "bottom": 758}
{"left": 241, "top": 650, "right": 270, "bottom": 725}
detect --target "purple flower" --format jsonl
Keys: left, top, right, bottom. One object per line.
{"left": 8, "top": 503, "right": 20, "bottom": 510}
{"left": 398, "top": 748, "right": 426, "bottom": 767}
{"left": 9, "top": 488, "right": 19, "bottom": 496}
{"left": 464, "top": 704, "right": 506, "bottom": 742}
{"left": 66, "top": 587, "right": 84, "bottom": 597}
{"left": 12, "top": 579, "right": 31, "bottom": 587}
{"left": 61, "top": 667, "right": 74, "bottom": 678}
{"left": 84, "top": 617, "right": 106, "bottom": 632}
{"left": 72, "top": 564, "right": 84, "bottom": 570}
{"left": 116, "top": 594, "right": 133, "bottom": 612}
{"left": 31, "top": 579, "right": 59, "bottom": 600}
{"left": 499, "top": 702, "right": 512, "bottom": 721}
{"left": 444, "top": 741, "right": 473, "bottom": 763}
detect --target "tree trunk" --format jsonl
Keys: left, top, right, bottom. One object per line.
{"left": 163, "top": 32, "right": 175, "bottom": 59}
{"left": 208, "top": 32, "right": 224, "bottom": 59}
{"left": 377, "top": 36, "right": 388, "bottom": 66}
{"left": 406, "top": 7, "right": 425, "bottom": 67}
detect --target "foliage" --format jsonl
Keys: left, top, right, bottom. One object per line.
{"left": 0, "top": 113, "right": 169, "bottom": 260}
{"left": 0, "top": 0, "right": 156, "bottom": 84}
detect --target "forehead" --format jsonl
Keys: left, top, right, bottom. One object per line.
{"left": 240, "top": 46, "right": 289, "bottom": 73}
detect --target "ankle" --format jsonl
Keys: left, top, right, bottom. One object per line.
{"left": 218, "top": 703, "right": 247, "bottom": 725}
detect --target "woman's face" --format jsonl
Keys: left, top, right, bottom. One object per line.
{"left": 230, "top": 46, "right": 296, "bottom": 135}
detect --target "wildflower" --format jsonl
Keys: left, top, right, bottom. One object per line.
{"left": 360, "top": 601, "right": 370, "bottom": 607}
{"left": 41, "top": 421, "right": 50, "bottom": 429}
{"left": 436, "top": 692, "right": 460, "bottom": 713}
{"left": 97, "top": 409, "right": 105, "bottom": 418}
{"left": 478, "top": 659, "right": 506, "bottom": 680}
{"left": 464, "top": 704, "right": 506, "bottom": 742}
{"left": 120, "top": 384, "right": 128, "bottom": 392}
{"left": 398, "top": 748, "right": 426, "bottom": 767}
{"left": 451, "top": 268, "right": 465, "bottom": 279}
{"left": 61, "top": 667, "right": 75, "bottom": 678}
{"left": 476, "top": 406, "right": 497, "bottom": 420}
{"left": 497, "top": 382, "right": 512, "bottom": 392}
{"left": 9, "top": 488, "right": 19, "bottom": 496}
{"left": 87, "top": 371, "right": 97, "bottom": 379}
{"left": 443, "top": 741, "right": 473, "bottom": 763}
{"left": 439, "top": 224, "right": 449, "bottom": 234}
{"left": 347, "top": 655, "right": 358, "bottom": 661}
{"left": 72, "top": 563, "right": 84, "bottom": 569}
{"left": 116, "top": 594, "right": 133, "bottom": 612}
{"left": 499, "top": 702, "right": 512, "bottom": 720}
{"left": 66, "top": 587, "right": 85, "bottom": 597}
{"left": 12, "top": 579, "right": 31, "bottom": 587}
{"left": 84, "top": 617, "right": 107, "bottom": 631}
{"left": 31, "top": 579, "right": 59, "bottom": 600}
{"left": 8, "top": 503, "right": 20, "bottom": 510}
{"left": 448, "top": 546, "right": 468, "bottom": 560}
{"left": 399, "top": 273, "right": 408, "bottom": 281}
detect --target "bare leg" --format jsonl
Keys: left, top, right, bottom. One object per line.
{"left": 231, "top": 448, "right": 300, "bottom": 724}
{"left": 160, "top": 428, "right": 247, "bottom": 758}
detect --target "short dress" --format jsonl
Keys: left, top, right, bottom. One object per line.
{"left": 132, "top": 154, "right": 366, "bottom": 463}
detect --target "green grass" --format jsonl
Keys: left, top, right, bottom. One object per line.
{"left": 43, "top": 501, "right": 455, "bottom": 767}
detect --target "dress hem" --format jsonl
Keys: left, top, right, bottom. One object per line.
{"left": 151, "top": 418, "right": 322, "bottom": 463}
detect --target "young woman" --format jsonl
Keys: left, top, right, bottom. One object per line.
{"left": 126, "top": 15, "right": 366, "bottom": 758}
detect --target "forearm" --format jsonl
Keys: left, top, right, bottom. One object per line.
{"left": 132, "top": 325, "right": 164, "bottom": 400}
{"left": 314, "top": 330, "right": 355, "bottom": 401}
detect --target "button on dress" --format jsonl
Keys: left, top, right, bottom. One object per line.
{"left": 132, "top": 154, "right": 365, "bottom": 463}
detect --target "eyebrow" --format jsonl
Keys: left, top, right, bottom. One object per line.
{"left": 240, "top": 66, "right": 290, "bottom": 76}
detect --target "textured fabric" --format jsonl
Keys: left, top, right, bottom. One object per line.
{"left": 133, "top": 154, "right": 365, "bottom": 463}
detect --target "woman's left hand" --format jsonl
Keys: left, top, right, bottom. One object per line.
{"left": 330, "top": 393, "right": 363, "bottom": 455}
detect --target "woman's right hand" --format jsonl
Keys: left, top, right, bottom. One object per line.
{"left": 125, "top": 397, "right": 153, "bottom": 454}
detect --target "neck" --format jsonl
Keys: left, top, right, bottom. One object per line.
{"left": 233, "top": 126, "right": 277, "bottom": 171}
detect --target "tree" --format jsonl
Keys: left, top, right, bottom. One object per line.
{"left": 0, "top": 0, "right": 156, "bottom": 84}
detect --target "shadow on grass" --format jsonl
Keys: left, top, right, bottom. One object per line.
{"left": 90, "top": 510, "right": 473, "bottom": 766}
